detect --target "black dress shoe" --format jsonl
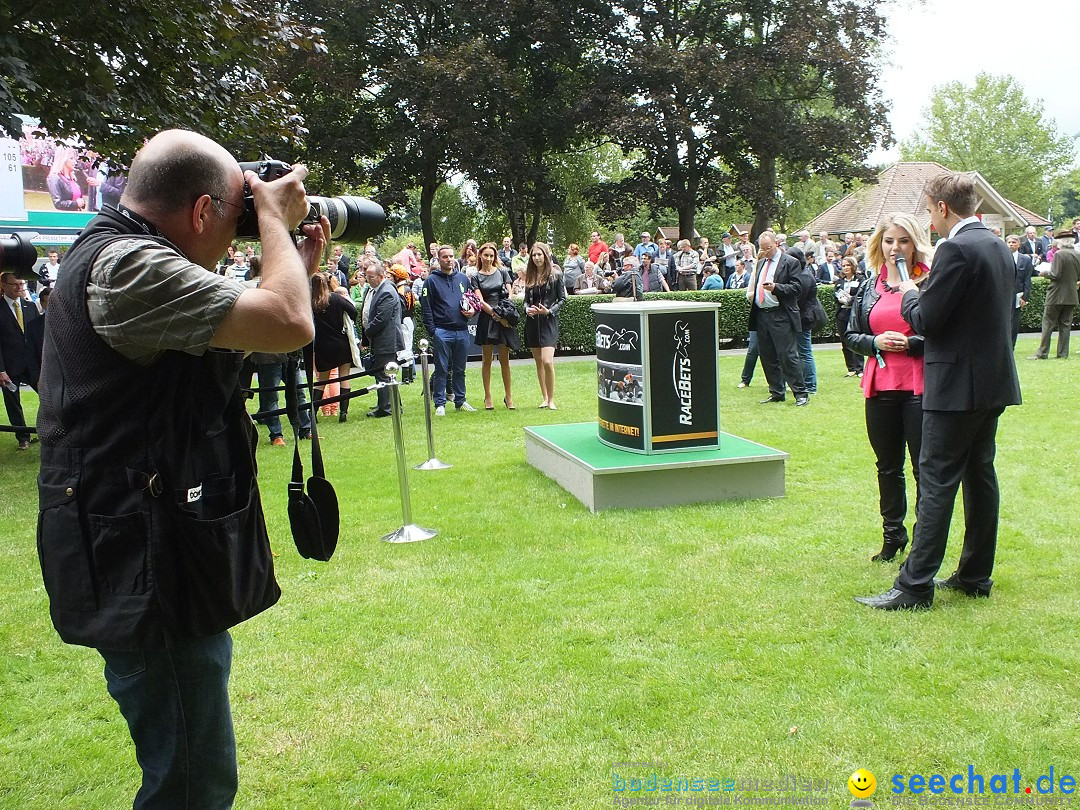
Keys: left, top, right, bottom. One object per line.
{"left": 854, "top": 588, "right": 932, "bottom": 610}
{"left": 366, "top": 409, "right": 391, "bottom": 418}
{"left": 795, "top": 395, "right": 810, "bottom": 406}
{"left": 934, "top": 575, "right": 992, "bottom": 598}
{"left": 759, "top": 396, "right": 785, "bottom": 404}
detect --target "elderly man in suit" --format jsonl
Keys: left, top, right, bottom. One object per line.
{"left": 747, "top": 230, "right": 810, "bottom": 406}
{"left": 1018, "top": 225, "right": 1044, "bottom": 267}
{"left": 1030, "top": 230, "right": 1080, "bottom": 360}
{"left": 1005, "top": 235, "right": 1034, "bottom": 347}
{"left": 856, "top": 173, "right": 1021, "bottom": 610}
{"left": 360, "top": 259, "right": 405, "bottom": 418}
{"left": 0, "top": 272, "right": 42, "bottom": 450}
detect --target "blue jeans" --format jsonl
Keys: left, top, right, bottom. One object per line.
{"left": 100, "top": 632, "right": 237, "bottom": 809}
{"left": 797, "top": 329, "right": 817, "bottom": 393}
{"left": 432, "top": 327, "right": 469, "bottom": 407}
{"left": 741, "top": 331, "right": 758, "bottom": 385}
{"left": 254, "top": 363, "right": 284, "bottom": 438}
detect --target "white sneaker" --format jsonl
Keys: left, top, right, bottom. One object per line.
{"left": 737, "top": 382, "right": 748, "bottom": 388}
{"left": 434, "top": 405, "right": 446, "bottom": 416}
{"left": 456, "top": 401, "right": 477, "bottom": 412}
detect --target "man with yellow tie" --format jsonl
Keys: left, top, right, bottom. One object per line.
{"left": 1, "top": 272, "right": 42, "bottom": 450}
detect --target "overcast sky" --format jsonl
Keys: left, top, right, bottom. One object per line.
{"left": 871, "top": 0, "right": 1079, "bottom": 165}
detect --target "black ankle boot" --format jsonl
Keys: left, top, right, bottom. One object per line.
{"left": 339, "top": 389, "right": 350, "bottom": 423}
{"left": 871, "top": 539, "right": 907, "bottom": 563}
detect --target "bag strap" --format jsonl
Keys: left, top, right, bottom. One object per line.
{"left": 303, "top": 341, "right": 327, "bottom": 480}
{"left": 285, "top": 355, "right": 306, "bottom": 497}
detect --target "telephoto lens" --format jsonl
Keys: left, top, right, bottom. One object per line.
{"left": 0, "top": 233, "right": 42, "bottom": 280}
{"left": 306, "top": 196, "right": 385, "bottom": 244}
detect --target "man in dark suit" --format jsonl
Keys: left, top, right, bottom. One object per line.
{"left": 1018, "top": 226, "right": 1044, "bottom": 267}
{"left": 1005, "top": 234, "right": 1033, "bottom": 347}
{"left": 856, "top": 173, "right": 1021, "bottom": 610}
{"left": 0, "top": 272, "right": 42, "bottom": 450}
{"left": 359, "top": 259, "right": 404, "bottom": 417}
{"left": 746, "top": 230, "right": 809, "bottom": 406}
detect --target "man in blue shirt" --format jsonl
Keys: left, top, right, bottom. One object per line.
{"left": 421, "top": 245, "right": 476, "bottom": 415}
{"left": 633, "top": 232, "right": 658, "bottom": 261}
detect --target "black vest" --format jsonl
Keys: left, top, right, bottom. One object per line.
{"left": 37, "top": 207, "right": 280, "bottom": 650}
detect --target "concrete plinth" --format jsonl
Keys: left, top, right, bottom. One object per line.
{"left": 524, "top": 422, "right": 788, "bottom": 513}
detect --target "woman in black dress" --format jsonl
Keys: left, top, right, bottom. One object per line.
{"left": 835, "top": 256, "right": 863, "bottom": 377}
{"left": 311, "top": 271, "right": 358, "bottom": 422}
{"left": 473, "top": 242, "right": 516, "bottom": 409}
{"left": 524, "top": 242, "right": 566, "bottom": 409}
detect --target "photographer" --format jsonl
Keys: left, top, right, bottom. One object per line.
{"left": 35, "top": 129, "right": 328, "bottom": 809}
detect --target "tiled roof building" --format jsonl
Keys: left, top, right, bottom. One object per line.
{"left": 804, "top": 162, "right": 1050, "bottom": 237}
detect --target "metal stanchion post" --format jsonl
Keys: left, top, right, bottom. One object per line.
{"left": 381, "top": 362, "right": 437, "bottom": 544}
{"left": 413, "top": 338, "right": 451, "bottom": 470}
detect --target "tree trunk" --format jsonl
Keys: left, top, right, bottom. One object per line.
{"left": 420, "top": 176, "right": 440, "bottom": 249}
{"left": 750, "top": 154, "right": 776, "bottom": 242}
{"left": 678, "top": 203, "right": 696, "bottom": 244}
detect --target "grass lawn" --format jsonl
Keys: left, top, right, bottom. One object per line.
{"left": 1, "top": 338, "right": 1078, "bottom": 809}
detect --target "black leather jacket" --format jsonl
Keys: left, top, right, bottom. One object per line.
{"left": 843, "top": 275, "right": 924, "bottom": 359}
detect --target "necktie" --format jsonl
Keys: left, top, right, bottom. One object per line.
{"left": 756, "top": 257, "right": 771, "bottom": 305}
{"left": 14, "top": 301, "right": 23, "bottom": 333}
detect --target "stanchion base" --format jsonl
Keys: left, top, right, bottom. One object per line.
{"left": 381, "top": 524, "right": 438, "bottom": 544}
{"left": 413, "top": 457, "right": 452, "bottom": 470}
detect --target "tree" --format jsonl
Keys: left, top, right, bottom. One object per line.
{"left": 598, "top": 0, "right": 891, "bottom": 241}
{"left": 451, "top": 0, "right": 618, "bottom": 247}
{"left": 0, "top": 1, "right": 322, "bottom": 157}
{"left": 900, "top": 73, "right": 1077, "bottom": 214}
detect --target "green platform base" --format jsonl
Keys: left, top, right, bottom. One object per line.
{"left": 524, "top": 422, "right": 788, "bottom": 512}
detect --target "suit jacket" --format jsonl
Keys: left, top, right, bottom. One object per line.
{"left": 1043, "top": 247, "right": 1080, "bottom": 307}
{"left": 1013, "top": 253, "right": 1033, "bottom": 303}
{"left": 360, "top": 279, "right": 405, "bottom": 357}
{"left": 748, "top": 251, "right": 804, "bottom": 334}
{"left": 1018, "top": 238, "right": 1045, "bottom": 261}
{"left": 901, "top": 222, "right": 1021, "bottom": 411}
{"left": 0, "top": 297, "right": 41, "bottom": 382}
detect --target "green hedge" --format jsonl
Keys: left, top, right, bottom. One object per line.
{"left": 413, "top": 278, "right": 1078, "bottom": 358}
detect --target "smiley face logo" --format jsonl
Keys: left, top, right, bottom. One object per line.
{"left": 848, "top": 769, "right": 877, "bottom": 799}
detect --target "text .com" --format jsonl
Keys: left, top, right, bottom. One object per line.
{"left": 891, "top": 767, "right": 1076, "bottom": 795}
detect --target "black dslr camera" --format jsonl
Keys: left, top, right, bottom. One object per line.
{"left": 236, "top": 159, "right": 385, "bottom": 244}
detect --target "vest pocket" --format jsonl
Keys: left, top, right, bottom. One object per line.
{"left": 87, "top": 512, "right": 149, "bottom": 596}
{"left": 158, "top": 478, "right": 279, "bottom": 636}
{"left": 37, "top": 470, "right": 97, "bottom": 611}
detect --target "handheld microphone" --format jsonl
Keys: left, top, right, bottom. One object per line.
{"left": 895, "top": 256, "right": 909, "bottom": 283}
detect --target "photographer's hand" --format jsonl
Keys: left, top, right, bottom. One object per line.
{"left": 297, "top": 217, "right": 331, "bottom": 276}
{"left": 246, "top": 165, "right": 310, "bottom": 232}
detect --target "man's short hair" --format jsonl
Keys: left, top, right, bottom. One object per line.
{"left": 924, "top": 173, "right": 977, "bottom": 217}
{"left": 438, "top": 244, "right": 455, "bottom": 257}
{"left": 124, "top": 142, "right": 233, "bottom": 215}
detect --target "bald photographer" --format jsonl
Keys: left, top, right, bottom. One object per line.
{"left": 35, "top": 129, "right": 329, "bottom": 809}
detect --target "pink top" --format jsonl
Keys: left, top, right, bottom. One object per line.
{"left": 861, "top": 269, "right": 927, "bottom": 398}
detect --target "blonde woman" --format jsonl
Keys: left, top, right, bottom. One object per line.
{"left": 524, "top": 242, "right": 566, "bottom": 409}
{"left": 843, "top": 212, "right": 932, "bottom": 562}
{"left": 47, "top": 146, "right": 85, "bottom": 211}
